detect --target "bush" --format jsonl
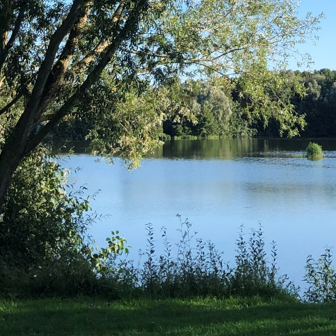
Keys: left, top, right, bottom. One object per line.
{"left": 306, "top": 142, "right": 323, "bottom": 160}
{"left": 0, "top": 150, "right": 129, "bottom": 298}
{"left": 173, "top": 135, "right": 198, "bottom": 140}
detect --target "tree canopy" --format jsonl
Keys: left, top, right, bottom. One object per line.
{"left": 0, "top": 0, "right": 322, "bottom": 209}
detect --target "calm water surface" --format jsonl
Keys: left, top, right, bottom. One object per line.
{"left": 63, "top": 138, "right": 336, "bottom": 285}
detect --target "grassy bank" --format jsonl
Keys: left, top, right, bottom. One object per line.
{"left": 2, "top": 218, "right": 336, "bottom": 336}
{"left": 2, "top": 296, "right": 336, "bottom": 335}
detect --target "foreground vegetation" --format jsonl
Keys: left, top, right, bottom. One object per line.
{"left": 3, "top": 296, "right": 336, "bottom": 336}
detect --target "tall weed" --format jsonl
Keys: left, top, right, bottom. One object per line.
{"left": 304, "top": 248, "right": 336, "bottom": 302}
{"left": 106, "top": 216, "right": 298, "bottom": 300}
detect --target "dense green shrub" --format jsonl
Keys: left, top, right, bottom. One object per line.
{"left": 306, "top": 142, "right": 323, "bottom": 160}
{"left": 1, "top": 151, "right": 88, "bottom": 269}
{"left": 0, "top": 150, "right": 129, "bottom": 298}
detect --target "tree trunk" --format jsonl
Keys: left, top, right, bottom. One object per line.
{"left": 0, "top": 137, "right": 27, "bottom": 211}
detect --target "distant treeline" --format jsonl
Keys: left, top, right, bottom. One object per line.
{"left": 162, "top": 69, "right": 336, "bottom": 139}
{"left": 54, "top": 69, "right": 336, "bottom": 141}
{"left": 257, "top": 68, "right": 336, "bottom": 138}
{"left": 298, "top": 68, "right": 336, "bottom": 137}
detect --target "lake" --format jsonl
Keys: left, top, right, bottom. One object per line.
{"left": 62, "top": 138, "right": 336, "bottom": 287}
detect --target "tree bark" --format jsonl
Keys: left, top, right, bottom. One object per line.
{"left": 0, "top": 135, "right": 27, "bottom": 213}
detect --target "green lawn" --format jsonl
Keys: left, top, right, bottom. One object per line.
{"left": 1, "top": 297, "right": 336, "bottom": 335}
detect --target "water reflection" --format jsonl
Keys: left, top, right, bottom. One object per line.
{"left": 148, "top": 138, "right": 336, "bottom": 160}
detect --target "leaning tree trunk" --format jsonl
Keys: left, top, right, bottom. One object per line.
{"left": 0, "top": 133, "right": 28, "bottom": 211}
{"left": 0, "top": 155, "right": 22, "bottom": 211}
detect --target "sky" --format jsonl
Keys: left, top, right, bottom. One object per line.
{"left": 288, "top": 0, "right": 336, "bottom": 70}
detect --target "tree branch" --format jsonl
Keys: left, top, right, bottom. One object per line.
{"left": 34, "top": 1, "right": 92, "bottom": 121}
{"left": 4, "top": 3, "right": 26, "bottom": 50}
{"left": 0, "top": 2, "right": 26, "bottom": 77}
{"left": 24, "top": 0, "right": 149, "bottom": 155}
{"left": 0, "top": 0, "right": 88, "bottom": 162}
{"left": 0, "top": 0, "right": 13, "bottom": 52}
{"left": 0, "top": 91, "right": 23, "bottom": 116}
{"left": 71, "top": 1, "right": 126, "bottom": 74}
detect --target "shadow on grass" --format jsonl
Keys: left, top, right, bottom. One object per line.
{"left": 2, "top": 298, "right": 336, "bottom": 335}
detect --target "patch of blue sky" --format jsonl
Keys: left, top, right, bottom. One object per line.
{"left": 287, "top": 0, "right": 336, "bottom": 71}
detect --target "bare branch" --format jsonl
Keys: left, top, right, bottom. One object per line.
{"left": 35, "top": 2, "right": 92, "bottom": 121}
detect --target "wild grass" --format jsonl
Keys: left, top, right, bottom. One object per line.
{"left": 101, "top": 216, "right": 298, "bottom": 301}
{"left": 93, "top": 218, "right": 336, "bottom": 304}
